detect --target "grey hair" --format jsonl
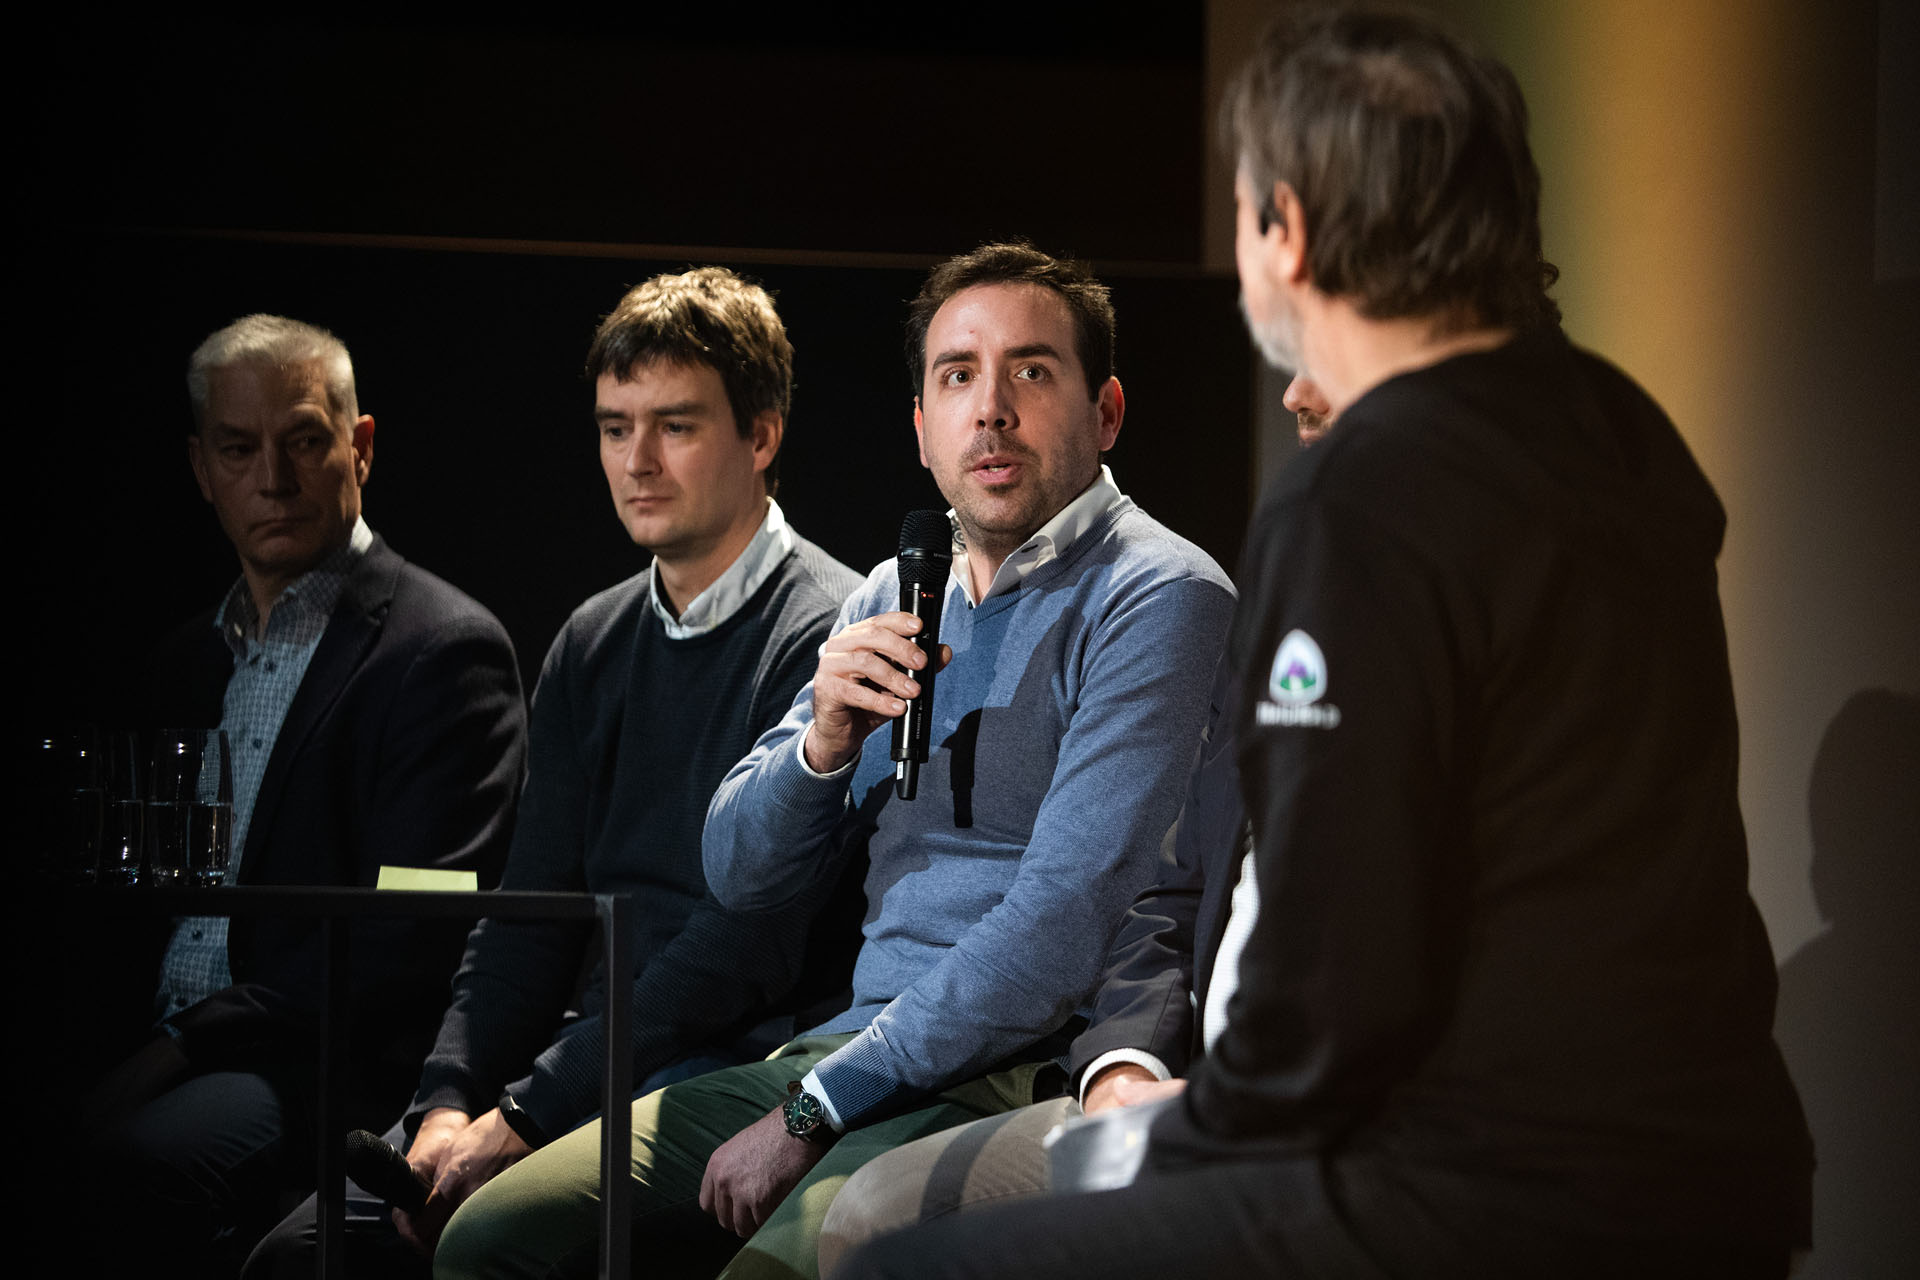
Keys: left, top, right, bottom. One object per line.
{"left": 187, "top": 314, "right": 359, "bottom": 430}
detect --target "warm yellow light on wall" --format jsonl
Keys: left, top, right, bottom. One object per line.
{"left": 1525, "top": 0, "right": 1792, "bottom": 500}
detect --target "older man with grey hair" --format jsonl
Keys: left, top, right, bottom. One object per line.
{"left": 81, "top": 313, "right": 527, "bottom": 1274}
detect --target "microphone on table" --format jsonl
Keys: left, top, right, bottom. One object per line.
{"left": 891, "top": 510, "right": 952, "bottom": 801}
{"left": 343, "top": 1128, "right": 430, "bottom": 1214}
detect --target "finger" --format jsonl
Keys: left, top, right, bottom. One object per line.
{"left": 860, "top": 610, "right": 927, "bottom": 639}
{"left": 825, "top": 643, "right": 922, "bottom": 685}
{"left": 407, "top": 1142, "right": 446, "bottom": 1182}
{"left": 435, "top": 1171, "right": 475, "bottom": 1209}
{"left": 704, "top": 1169, "right": 739, "bottom": 1236}
{"left": 821, "top": 664, "right": 917, "bottom": 712}
{"left": 411, "top": 1201, "right": 452, "bottom": 1255}
{"left": 826, "top": 623, "right": 932, "bottom": 672}
{"left": 393, "top": 1208, "right": 429, "bottom": 1257}
{"left": 723, "top": 1191, "right": 750, "bottom": 1239}
{"left": 433, "top": 1165, "right": 466, "bottom": 1202}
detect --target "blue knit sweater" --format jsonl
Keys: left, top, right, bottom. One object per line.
{"left": 704, "top": 499, "right": 1235, "bottom": 1126}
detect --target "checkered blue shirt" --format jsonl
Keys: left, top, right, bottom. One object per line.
{"left": 156, "top": 519, "right": 374, "bottom": 1024}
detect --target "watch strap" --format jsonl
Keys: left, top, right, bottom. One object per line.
{"left": 497, "top": 1092, "right": 550, "bottom": 1150}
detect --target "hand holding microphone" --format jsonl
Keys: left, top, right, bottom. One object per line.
{"left": 372, "top": 1105, "right": 535, "bottom": 1256}
{"left": 890, "top": 510, "right": 952, "bottom": 799}
{"left": 802, "top": 511, "right": 952, "bottom": 786}
{"left": 343, "top": 1128, "right": 431, "bottom": 1214}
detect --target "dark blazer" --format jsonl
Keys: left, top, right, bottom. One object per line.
{"left": 149, "top": 535, "right": 527, "bottom": 1119}
{"left": 1066, "top": 655, "right": 1243, "bottom": 1088}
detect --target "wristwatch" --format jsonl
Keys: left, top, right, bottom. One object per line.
{"left": 781, "top": 1081, "right": 833, "bottom": 1143}
{"left": 497, "top": 1092, "right": 550, "bottom": 1150}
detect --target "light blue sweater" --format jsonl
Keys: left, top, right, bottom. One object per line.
{"left": 704, "top": 499, "right": 1235, "bottom": 1126}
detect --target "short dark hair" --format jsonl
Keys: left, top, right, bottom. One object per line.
{"left": 587, "top": 267, "right": 793, "bottom": 494}
{"left": 906, "top": 241, "right": 1115, "bottom": 399}
{"left": 1223, "top": 3, "right": 1560, "bottom": 330}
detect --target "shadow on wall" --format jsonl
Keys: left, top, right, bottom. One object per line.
{"left": 1773, "top": 688, "right": 1920, "bottom": 1277}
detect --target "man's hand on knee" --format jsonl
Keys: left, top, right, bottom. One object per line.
{"left": 699, "top": 1103, "right": 832, "bottom": 1238}
{"left": 393, "top": 1106, "right": 531, "bottom": 1256}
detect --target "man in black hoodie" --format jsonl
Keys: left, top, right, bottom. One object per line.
{"left": 836, "top": 6, "right": 1813, "bottom": 1278}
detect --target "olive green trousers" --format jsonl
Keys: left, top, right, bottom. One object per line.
{"left": 435, "top": 1034, "right": 1053, "bottom": 1280}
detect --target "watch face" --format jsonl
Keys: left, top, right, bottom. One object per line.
{"left": 783, "top": 1089, "right": 825, "bottom": 1140}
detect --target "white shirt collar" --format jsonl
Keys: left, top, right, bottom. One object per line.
{"left": 649, "top": 499, "right": 795, "bottom": 639}
{"left": 952, "top": 465, "right": 1127, "bottom": 606}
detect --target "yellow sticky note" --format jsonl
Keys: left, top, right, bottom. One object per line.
{"left": 376, "top": 866, "right": 479, "bottom": 892}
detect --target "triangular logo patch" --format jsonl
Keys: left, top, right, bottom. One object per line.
{"left": 1267, "top": 629, "right": 1327, "bottom": 705}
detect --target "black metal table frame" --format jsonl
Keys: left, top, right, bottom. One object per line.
{"left": 90, "top": 886, "right": 632, "bottom": 1280}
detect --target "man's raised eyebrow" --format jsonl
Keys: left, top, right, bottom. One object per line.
{"left": 929, "top": 348, "right": 977, "bottom": 371}
{"left": 1005, "top": 343, "right": 1064, "bottom": 362}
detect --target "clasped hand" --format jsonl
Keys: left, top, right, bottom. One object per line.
{"left": 392, "top": 1106, "right": 532, "bottom": 1255}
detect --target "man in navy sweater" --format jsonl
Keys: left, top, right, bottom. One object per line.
{"left": 248, "top": 267, "right": 862, "bottom": 1278}
{"left": 433, "top": 243, "right": 1237, "bottom": 1279}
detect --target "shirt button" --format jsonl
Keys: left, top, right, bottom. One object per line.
{"left": 252, "top": 738, "right": 263, "bottom": 749}
{"left": 191, "top": 929, "right": 203, "bottom": 940}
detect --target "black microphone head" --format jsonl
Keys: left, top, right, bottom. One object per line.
{"left": 342, "top": 1128, "right": 389, "bottom": 1161}
{"left": 898, "top": 510, "right": 953, "bottom": 581}
{"left": 343, "top": 1127, "right": 429, "bottom": 1214}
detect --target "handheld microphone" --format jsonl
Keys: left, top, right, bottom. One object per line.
{"left": 891, "top": 510, "right": 952, "bottom": 800}
{"left": 343, "top": 1128, "right": 431, "bottom": 1214}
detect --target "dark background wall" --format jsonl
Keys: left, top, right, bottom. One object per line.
{"left": 20, "top": 10, "right": 1254, "bottom": 714}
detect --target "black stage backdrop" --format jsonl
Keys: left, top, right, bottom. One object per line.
{"left": 20, "top": 11, "right": 1255, "bottom": 728}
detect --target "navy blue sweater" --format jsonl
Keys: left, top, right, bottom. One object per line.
{"left": 411, "top": 536, "right": 860, "bottom": 1139}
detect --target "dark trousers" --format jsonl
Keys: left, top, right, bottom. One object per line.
{"left": 84, "top": 1067, "right": 313, "bottom": 1278}
{"left": 830, "top": 1155, "right": 1796, "bottom": 1280}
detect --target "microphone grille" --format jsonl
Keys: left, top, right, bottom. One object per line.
{"left": 343, "top": 1129, "right": 385, "bottom": 1158}
{"left": 898, "top": 510, "right": 953, "bottom": 565}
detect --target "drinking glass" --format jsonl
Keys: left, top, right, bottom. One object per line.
{"left": 94, "top": 731, "right": 144, "bottom": 886}
{"left": 147, "top": 729, "right": 232, "bottom": 888}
